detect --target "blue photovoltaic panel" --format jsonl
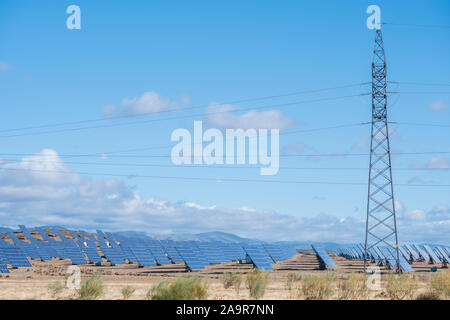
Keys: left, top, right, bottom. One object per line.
{"left": 311, "top": 245, "right": 336, "bottom": 268}
{"left": 435, "top": 247, "right": 450, "bottom": 264}
{"left": 160, "top": 243, "right": 184, "bottom": 263}
{"left": 175, "top": 245, "right": 209, "bottom": 270}
{"left": 385, "top": 247, "right": 414, "bottom": 272}
{"left": 243, "top": 245, "right": 274, "bottom": 271}
{"left": 399, "top": 246, "right": 411, "bottom": 261}
{"left": 0, "top": 247, "right": 32, "bottom": 267}
{"left": 378, "top": 247, "right": 397, "bottom": 269}
{"left": 100, "top": 246, "right": 127, "bottom": 265}
{"left": 0, "top": 264, "right": 9, "bottom": 273}
{"left": 130, "top": 247, "right": 156, "bottom": 267}
{"left": 423, "top": 245, "right": 441, "bottom": 263}
{"left": 404, "top": 244, "right": 420, "bottom": 261}
{"left": 145, "top": 241, "right": 171, "bottom": 265}
{"left": 263, "top": 244, "right": 286, "bottom": 262}
{"left": 414, "top": 244, "right": 431, "bottom": 262}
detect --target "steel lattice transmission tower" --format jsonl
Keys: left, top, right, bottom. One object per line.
{"left": 363, "top": 29, "right": 400, "bottom": 273}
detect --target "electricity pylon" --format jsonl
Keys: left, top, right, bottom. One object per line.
{"left": 363, "top": 29, "right": 400, "bottom": 273}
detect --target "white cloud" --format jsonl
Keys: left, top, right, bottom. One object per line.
{"left": 404, "top": 209, "right": 426, "bottom": 221}
{"left": 0, "top": 61, "right": 10, "bottom": 71}
{"left": 428, "top": 100, "right": 448, "bottom": 112}
{"left": 103, "top": 91, "right": 180, "bottom": 117}
{"left": 0, "top": 150, "right": 448, "bottom": 243}
{"left": 411, "top": 156, "right": 450, "bottom": 169}
{"left": 206, "top": 102, "right": 296, "bottom": 130}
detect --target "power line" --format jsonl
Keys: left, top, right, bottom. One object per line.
{"left": 390, "top": 121, "right": 450, "bottom": 128}
{"left": 0, "top": 83, "right": 367, "bottom": 134}
{"left": 1, "top": 158, "right": 448, "bottom": 171}
{"left": 0, "top": 94, "right": 367, "bottom": 138}
{"left": 1, "top": 150, "right": 449, "bottom": 160}
{"left": 382, "top": 22, "right": 450, "bottom": 29}
{"left": 389, "top": 81, "right": 450, "bottom": 87}
{"left": 0, "top": 167, "right": 448, "bottom": 187}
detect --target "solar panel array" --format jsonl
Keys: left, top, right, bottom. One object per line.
{"left": 311, "top": 245, "right": 336, "bottom": 268}
{"left": 5, "top": 225, "right": 448, "bottom": 274}
{"left": 243, "top": 245, "right": 274, "bottom": 270}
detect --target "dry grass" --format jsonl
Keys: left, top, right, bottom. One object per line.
{"left": 121, "top": 285, "right": 135, "bottom": 300}
{"left": 148, "top": 276, "right": 208, "bottom": 300}
{"left": 48, "top": 281, "right": 65, "bottom": 298}
{"left": 78, "top": 274, "right": 105, "bottom": 300}
{"left": 300, "top": 274, "right": 334, "bottom": 300}
{"left": 384, "top": 273, "right": 417, "bottom": 300}
{"left": 246, "top": 269, "right": 269, "bottom": 299}
{"left": 429, "top": 271, "right": 450, "bottom": 298}
{"left": 222, "top": 272, "right": 242, "bottom": 295}
{"left": 338, "top": 273, "right": 369, "bottom": 300}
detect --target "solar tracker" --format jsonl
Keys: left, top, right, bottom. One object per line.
{"left": 378, "top": 247, "right": 398, "bottom": 269}
{"left": 404, "top": 244, "right": 420, "bottom": 261}
{"left": 0, "top": 264, "right": 9, "bottom": 273}
{"left": 311, "top": 245, "right": 336, "bottom": 269}
{"left": 174, "top": 245, "right": 209, "bottom": 270}
{"left": 197, "top": 243, "right": 228, "bottom": 264}
{"left": 63, "top": 245, "right": 88, "bottom": 265}
{"left": 413, "top": 244, "right": 431, "bottom": 263}
{"left": 243, "top": 245, "right": 274, "bottom": 271}
{"left": 385, "top": 247, "right": 414, "bottom": 272}
{"left": 423, "top": 245, "right": 441, "bottom": 263}
{"left": 130, "top": 247, "right": 156, "bottom": 266}
{"left": 77, "top": 242, "right": 102, "bottom": 264}
{"left": 99, "top": 246, "right": 127, "bottom": 265}
{"left": 0, "top": 247, "right": 32, "bottom": 268}
{"left": 145, "top": 241, "right": 171, "bottom": 265}
{"left": 160, "top": 242, "right": 184, "bottom": 263}
{"left": 435, "top": 247, "right": 450, "bottom": 264}
{"left": 263, "top": 244, "right": 286, "bottom": 262}
{"left": 398, "top": 246, "right": 411, "bottom": 262}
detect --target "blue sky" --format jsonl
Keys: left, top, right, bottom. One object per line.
{"left": 0, "top": 0, "right": 449, "bottom": 242}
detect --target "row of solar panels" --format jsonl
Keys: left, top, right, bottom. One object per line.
{"left": 0, "top": 225, "right": 299, "bottom": 273}
{"left": 338, "top": 243, "right": 450, "bottom": 272}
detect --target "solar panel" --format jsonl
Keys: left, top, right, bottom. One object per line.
{"left": 160, "top": 242, "right": 184, "bottom": 263}
{"left": 130, "top": 247, "right": 156, "bottom": 266}
{"left": 378, "top": 246, "right": 397, "bottom": 269}
{"left": 0, "top": 264, "right": 9, "bottom": 273}
{"left": 100, "top": 246, "right": 127, "bottom": 265}
{"left": 435, "top": 247, "right": 450, "bottom": 264}
{"left": 404, "top": 244, "right": 420, "bottom": 261}
{"left": 0, "top": 247, "right": 32, "bottom": 268}
{"left": 263, "top": 244, "right": 286, "bottom": 262}
{"left": 243, "top": 245, "right": 274, "bottom": 271}
{"left": 413, "top": 244, "right": 431, "bottom": 263}
{"left": 175, "top": 245, "right": 209, "bottom": 270}
{"left": 145, "top": 241, "right": 171, "bottom": 265}
{"left": 398, "top": 246, "right": 411, "bottom": 262}
{"left": 423, "top": 245, "right": 441, "bottom": 263}
{"left": 311, "top": 245, "right": 336, "bottom": 268}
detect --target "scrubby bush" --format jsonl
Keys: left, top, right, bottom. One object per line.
{"left": 384, "top": 273, "right": 417, "bottom": 300}
{"left": 416, "top": 291, "right": 441, "bottom": 300}
{"left": 78, "top": 274, "right": 104, "bottom": 300}
{"left": 48, "top": 281, "right": 65, "bottom": 298}
{"left": 246, "top": 269, "right": 269, "bottom": 299}
{"left": 222, "top": 272, "right": 242, "bottom": 295}
{"left": 300, "top": 274, "right": 334, "bottom": 300}
{"left": 149, "top": 276, "right": 208, "bottom": 300}
{"left": 429, "top": 271, "right": 450, "bottom": 298}
{"left": 121, "top": 285, "right": 135, "bottom": 300}
{"left": 338, "top": 273, "right": 369, "bottom": 300}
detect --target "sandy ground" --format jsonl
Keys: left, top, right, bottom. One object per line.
{"left": 0, "top": 254, "right": 447, "bottom": 300}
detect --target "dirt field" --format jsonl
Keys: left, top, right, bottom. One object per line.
{"left": 0, "top": 253, "right": 447, "bottom": 300}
